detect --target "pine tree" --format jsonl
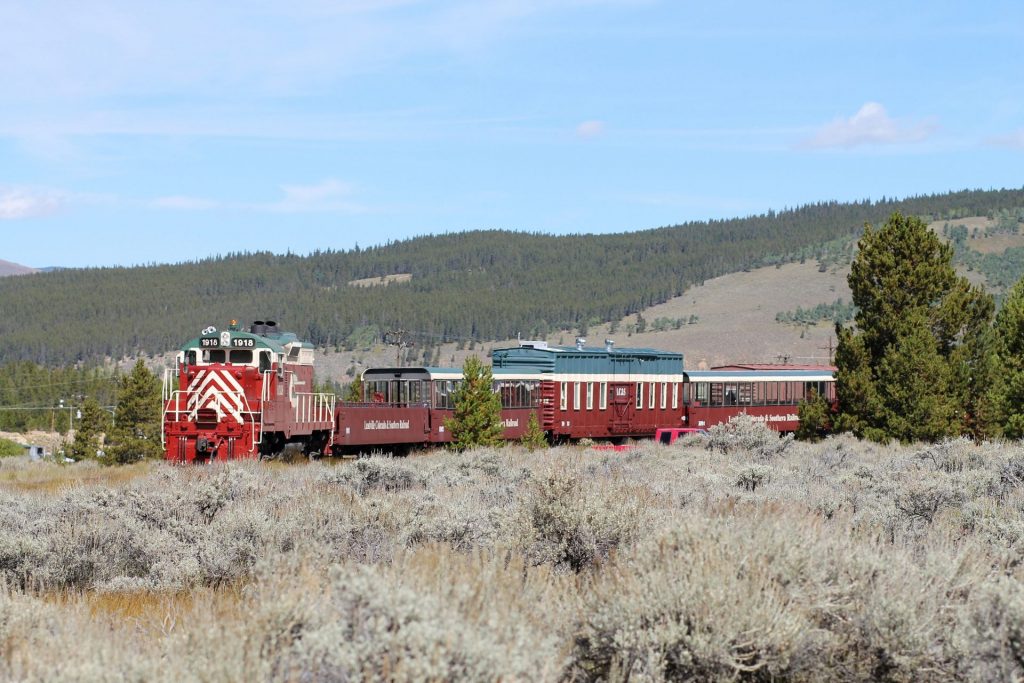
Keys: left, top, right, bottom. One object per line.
{"left": 68, "top": 397, "right": 110, "bottom": 461}
{"left": 993, "top": 276, "right": 1024, "bottom": 437}
{"left": 520, "top": 410, "right": 548, "bottom": 451}
{"left": 107, "top": 359, "right": 163, "bottom": 463}
{"left": 835, "top": 212, "right": 994, "bottom": 442}
{"left": 344, "top": 375, "right": 364, "bottom": 403}
{"left": 445, "top": 355, "right": 503, "bottom": 451}
{"left": 795, "top": 389, "right": 832, "bottom": 442}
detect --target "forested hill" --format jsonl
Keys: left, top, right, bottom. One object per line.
{"left": 3, "top": 187, "right": 1023, "bottom": 365}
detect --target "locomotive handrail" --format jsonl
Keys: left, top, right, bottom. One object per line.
{"left": 162, "top": 388, "right": 261, "bottom": 453}
{"left": 286, "top": 390, "right": 335, "bottom": 453}
{"left": 292, "top": 392, "right": 336, "bottom": 425}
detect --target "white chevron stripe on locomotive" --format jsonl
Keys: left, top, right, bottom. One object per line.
{"left": 186, "top": 370, "right": 246, "bottom": 423}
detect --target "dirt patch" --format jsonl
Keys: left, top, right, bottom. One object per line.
{"left": 603, "top": 261, "right": 850, "bottom": 368}
{"left": 347, "top": 273, "right": 412, "bottom": 288}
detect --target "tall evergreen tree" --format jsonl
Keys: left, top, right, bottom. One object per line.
{"left": 993, "top": 276, "right": 1024, "bottom": 437}
{"left": 107, "top": 360, "right": 163, "bottom": 463}
{"left": 835, "top": 212, "right": 994, "bottom": 442}
{"left": 445, "top": 355, "right": 503, "bottom": 451}
{"left": 67, "top": 397, "right": 109, "bottom": 461}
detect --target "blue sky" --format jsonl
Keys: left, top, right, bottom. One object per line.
{"left": 1, "top": 0, "right": 1022, "bottom": 268}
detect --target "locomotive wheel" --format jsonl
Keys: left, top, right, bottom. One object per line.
{"left": 258, "top": 433, "right": 286, "bottom": 460}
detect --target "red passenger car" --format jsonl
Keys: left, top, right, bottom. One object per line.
{"left": 490, "top": 339, "right": 688, "bottom": 442}
{"left": 331, "top": 366, "right": 537, "bottom": 454}
{"left": 681, "top": 366, "right": 836, "bottom": 433}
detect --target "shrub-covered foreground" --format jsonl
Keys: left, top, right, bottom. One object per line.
{"left": 4, "top": 432, "right": 1024, "bottom": 680}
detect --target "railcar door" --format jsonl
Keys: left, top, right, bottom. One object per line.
{"left": 608, "top": 383, "right": 634, "bottom": 435}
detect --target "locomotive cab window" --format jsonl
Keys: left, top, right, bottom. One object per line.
{"left": 229, "top": 350, "right": 253, "bottom": 364}
{"left": 204, "top": 349, "right": 226, "bottom": 363}
{"left": 259, "top": 351, "right": 271, "bottom": 372}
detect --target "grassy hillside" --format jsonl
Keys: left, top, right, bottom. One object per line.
{"left": 2, "top": 187, "right": 1023, "bottom": 365}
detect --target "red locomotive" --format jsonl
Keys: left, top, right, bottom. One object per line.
{"left": 162, "top": 324, "right": 835, "bottom": 461}
{"left": 161, "top": 321, "right": 335, "bottom": 463}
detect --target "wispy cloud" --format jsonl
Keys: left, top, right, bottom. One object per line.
{"left": 986, "top": 129, "right": 1024, "bottom": 150}
{"left": 150, "top": 179, "right": 365, "bottom": 214}
{"left": 272, "top": 178, "right": 364, "bottom": 213}
{"left": 576, "top": 120, "right": 606, "bottom": 139}
{"left": 801, "top": 102, "right": 937, "bottom": 149}
{"left": 151, "top": 195, "right": 221, "bottom": 211}
{"left": 0, "top": 186, "right": 66, "bottom": 219}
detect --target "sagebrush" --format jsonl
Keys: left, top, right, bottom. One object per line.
{"left": 2, "top": 434, "right": 1024, "bottom": 680}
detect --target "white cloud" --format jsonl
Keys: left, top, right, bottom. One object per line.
{"left": 147, "top": 179, "right": 367, "bottom": 214}
{"left": 576, "top": 120, "right": 606, "bottom": 139}
{"left": 802, "top": 102, "right": 936, "bottom": 149}
{"left": 0, "top": 187, "right": 64, "bottom": 219}
{"left": 272, "top": 178, "right": 364, "bottom": 213}
{"left": 986, "top": 129, "right": 1024, "bottom": 150}
{"left": 152, "top": 195, "right": 221, "bottom": 210}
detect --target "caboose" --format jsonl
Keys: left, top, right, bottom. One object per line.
{"left": 162, "top": 321, "right": 335, "bottom": 462}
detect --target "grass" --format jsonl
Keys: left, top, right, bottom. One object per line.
{"left": 3, "top": 429, "right": 1024, "bottom": 680}
{"left": 0, "top": 457, "right": 157, "bottom": 494}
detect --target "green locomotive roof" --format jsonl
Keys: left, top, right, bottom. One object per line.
{"left": 180, "top": 328, "right": 308, "bottom": 353}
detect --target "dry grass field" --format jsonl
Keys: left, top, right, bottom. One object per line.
{"left": 3, "top": 423, "right": 1024, "bottom": 681}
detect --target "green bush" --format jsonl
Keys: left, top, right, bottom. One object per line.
{"left": 0, "top": 437, "right": 23, "bottom": 457}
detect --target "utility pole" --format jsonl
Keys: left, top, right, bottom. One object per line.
{"left": 819, "top": 335, "right": 836, "bottom": 365}
{"left": 383, "top": 329, "right": 411, "bottom": 366}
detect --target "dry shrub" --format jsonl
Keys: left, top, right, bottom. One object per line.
{"left": 705, "top": 414, "right": 793, "bottom": 459}
{"left": 254, "top": 550, "right": 571, "bottom": 681}
{"left": 325, "top": 455, "right": 426, "bottom": 495}
{"left": 523, "top": 460, "right": 645, "bottom": 572}
{"left": 570, "top": 511, "right": 985, "bottom": 682}
{"left": 952, "top": 576, "right": 1024, "bottom": 682}
{"left": 0, "top": 546, "right": 574, "bottom": 682}
{"left": 7, "top": 439, "right": 1024, "bottom": 678}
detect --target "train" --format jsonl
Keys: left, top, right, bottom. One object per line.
{"left": 161, "top": 320, "right": 836, "bottom": 462}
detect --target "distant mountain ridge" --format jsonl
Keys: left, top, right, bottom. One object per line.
{"left": 1, "top": 187, "right": 1023, "bottom": 365}
{"left": 0, "top": 259, "right": 38, "bottom": 277}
